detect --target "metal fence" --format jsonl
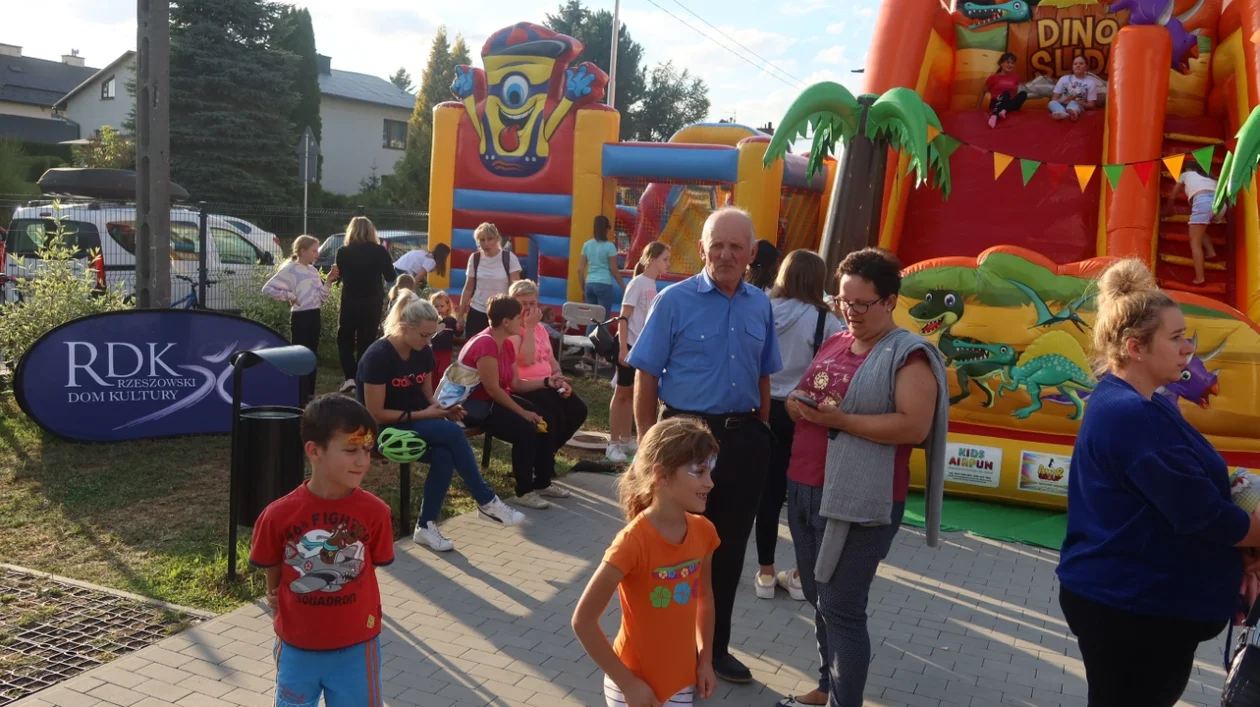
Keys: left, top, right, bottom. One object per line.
{"left": 1, "top": 194, "right": 428, "bottom": 311}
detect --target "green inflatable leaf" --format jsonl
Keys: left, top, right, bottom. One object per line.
{"left": 763, "top": 82, "right": 861, "bottom": 177}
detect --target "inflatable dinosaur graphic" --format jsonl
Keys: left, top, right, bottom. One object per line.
{"left": 1004, "top": 279, "right": 1094, "bottom": 333}
{"left": 1109, "top": 0, "right": 1205, "bottom": 73}
{"left": 908, "top": 289, "right": 1018, "bottom": 407}
{"left": 1157, "top": 333, "right": 1227, "bottom": 410}
{"left": 998, "top": 331, "right": 1097, "bottom": 420}
{"left": 961, "top": 0, "right": 1032, "bottom": 28}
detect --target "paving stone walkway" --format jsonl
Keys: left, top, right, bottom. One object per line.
{"left": 13, "top": 472, "right": 1230, "bottom": 707}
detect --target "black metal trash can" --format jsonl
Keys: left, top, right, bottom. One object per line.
{"left": 235, "top": 405, "right": 305, "bottom": 527}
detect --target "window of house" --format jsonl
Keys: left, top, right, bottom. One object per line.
{"left": 383, "top": 119, "right": 406, "bottom": 150}
{"left": 101, "top": 75, "right": 116, "bottom": 100}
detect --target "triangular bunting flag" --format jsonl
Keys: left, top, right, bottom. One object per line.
{"left": 927, "top": 125, "right": 941, "bottom": 142}
{"left": 1133, "top": 161, "right": 1157, "bottom": 186}
{"left": 1103, "top": 164, "right": 1125, "bottom": 190}
{"left": 1020, "top": 159, "right": 1041, "bottom": 186}
{"left": 1074, "top": 165, "right": 1096, "bottom": 192}
{"left": 1046, "top": 163, "right": 1068, "bottom": 185}
{"left": 1163, "top": 153, "right": 1185, "bottom": 181}
{"left": 994, "top": 152, "right": 1014, "bottom": 180}
{"left": 1192, "top": 145, "right": 1215, "bottom": 172}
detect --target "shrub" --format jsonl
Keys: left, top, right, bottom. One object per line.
{"left": 0, "top": 209, "right": 131, "bottom": 368}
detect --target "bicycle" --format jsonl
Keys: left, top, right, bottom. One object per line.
{"left": 171, "top": 274, "right": 218, "bottom": 310}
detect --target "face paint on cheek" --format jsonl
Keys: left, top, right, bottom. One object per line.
{"left": 345, "top": 427, "right": 376, "bottom": 450}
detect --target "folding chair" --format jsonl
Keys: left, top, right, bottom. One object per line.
{"left": 560, "top": 301, "right": 606, "bottom": 378}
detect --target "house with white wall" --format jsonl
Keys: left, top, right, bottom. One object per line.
{"left": 0, "top": 44, "right": 97, "bottom": 142}
{"left": 55, "top": 51, "right": 136, "bottom": 139}
{"left": 53, "top": 50, "right": 415, "bottom": 196}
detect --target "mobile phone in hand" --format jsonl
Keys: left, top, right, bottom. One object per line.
{"left": 789, "top": 391, "right": 819, "bottom": 409}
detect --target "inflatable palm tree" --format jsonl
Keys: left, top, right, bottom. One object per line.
{"left": 764, "top": 83, "right": 954, "bottom": 279}
{"left": 1214, "top": 104, "right": 1260, "bottom": 212}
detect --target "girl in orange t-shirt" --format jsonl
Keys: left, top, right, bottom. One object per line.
{"left": 572, "top": 417, "right": 723, "bottom": 707}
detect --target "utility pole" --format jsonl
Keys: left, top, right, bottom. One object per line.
{"left": 608, "top": 0, "right": 620, "bottom": 108}
{"left": 135, "top": 0, "right": 172, "bottom": 308}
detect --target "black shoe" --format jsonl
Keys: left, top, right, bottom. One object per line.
{"left": 713, "top": 652, "right": 753, "bottom": 684}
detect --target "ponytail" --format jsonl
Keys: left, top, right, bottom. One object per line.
{"left": 633, "top": 241, "right": 669, "bottom": 277}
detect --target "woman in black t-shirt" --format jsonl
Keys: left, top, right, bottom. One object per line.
{"left": 335, "top": 217, "right": 397, "bottom": 394}
{"left": 356, "top": 291, "right": 524, "bottom": 551}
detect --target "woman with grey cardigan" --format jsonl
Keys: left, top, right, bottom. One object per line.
{"left": 778, "top": 248, "right": 948, "bottom": 707}
{"left": 754, "top": 250, "right": 846, "bottom": 603}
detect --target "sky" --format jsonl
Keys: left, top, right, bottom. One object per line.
{"left": 6, "top": 0, "right": 879, "bottom": 150}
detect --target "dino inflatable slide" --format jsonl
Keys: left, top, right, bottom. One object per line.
{"left": 769, "top": 0, "right": 1260, "bottom": 510}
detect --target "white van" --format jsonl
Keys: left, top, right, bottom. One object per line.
{"left": 2, "top": 203, "right": 276, "bottom": 310}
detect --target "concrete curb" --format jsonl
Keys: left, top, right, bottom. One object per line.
{"left": 0, "top": 562, "right": 218, "bottom": 620}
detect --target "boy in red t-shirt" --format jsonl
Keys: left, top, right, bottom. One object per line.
{"left": 250, "top": 395, "right": 395, "bottom": 707}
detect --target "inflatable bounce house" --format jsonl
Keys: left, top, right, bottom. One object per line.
{"left": 762, "top": 0, "right": 1260, "bottom": 510}
{"left": 424, "top": 22, "right": 837, "bottom": 307}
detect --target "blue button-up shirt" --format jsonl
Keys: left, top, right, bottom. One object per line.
{"left": 627, "top": 269, "right": 782, "bottom": 415}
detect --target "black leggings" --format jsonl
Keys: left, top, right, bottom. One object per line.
{"left": 518, "top": 388, "right": 588, "bottom": 459}
{"left": 465, "top": 308, "right": 489, "bottom": 338}
{"left": 755, "top": 399, "right": 795, "bottom": 566}
{"left": 1059, "top": 585, "right": 1224, "bottom": 706}
{"left": 290, "top": 309, "right": 320, "bottom": 402}
{"left": 478, "top": 395, "right": 555, "bottom": 497}
{"left": 337, "top": 296, "right": 383, "bottom": 380}
{"left": 990, "top": 90, "right": 1027, "bottom": 116}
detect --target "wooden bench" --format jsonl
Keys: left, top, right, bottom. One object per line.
{"left": 388, "top": 426, "right": 495, "bottom": 536}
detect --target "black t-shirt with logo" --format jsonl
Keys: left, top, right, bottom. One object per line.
{"left": 355, "top": 338, "right": 435, "bottom": 413}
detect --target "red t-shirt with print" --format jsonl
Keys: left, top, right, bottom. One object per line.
{"left": 985, "top": 72, "right": 1021, "bottom": 99}
{"left": 249, "top": 482, "right": 395, "bottom": 650}
{"left": 459, "top": 332, "right": 516, "bottom": 401}
{"left": 787, "top": 332, "right": 914, "bottom": 500}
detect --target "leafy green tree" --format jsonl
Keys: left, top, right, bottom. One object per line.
{"left": 73, "top": 126, "right": 135, "bottom": 169}
{"left": 0, "top": 141, "right": 40, "bottom": 195}
{"left": 168, "top": 0, "right": 298, "bottom": 205}
{"left": 388, "top": 27, "right": 469, "bottom": 208}
{"left": 276, "top": 7, "right": 322, "bottom": 198}
{"left": 389, "top": 68, "right": 414, "bottom": 93}
{"left": 633, "top": 62, "right": 711, "bottom": 142}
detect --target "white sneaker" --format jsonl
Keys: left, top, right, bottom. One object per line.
{"left": 777, "top": 569, "right": 806, "bottom": 601}
{"left": 514, "top": 491, "right": 552, "bottom": 509}
{"left": 479, "top": 497, "right": 525, "bottom": 526}
{"left": 754, "top": 571, "right": 776, "bottom": 599}
{"left": 339, "top": 379, "right": 356, "bottom": 393}
{"left": 605, "top": 444, "right": 628, "bottom": 463}
{"left": 621, "top": 438, "right": 639, "bottom": 455}
{"left": 537, "top": 485, "right": 571, "bottom": 499}
{"left": 413, "top": 521, "right": 454, "bottom": 552}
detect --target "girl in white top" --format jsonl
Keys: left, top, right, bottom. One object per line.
{"left": 394, "top": 243, "right": 450, "bottom": 284}
{"left": 1165, "top": 163, "right": 1224, "bottom": 285}
{"left": 1048, "top": 55, "right": 1099, "bottom": 121}
{"left": 457, "top": 223, "right": 521, "bottom": 336}
{"left": 609, "top": 241, "right": 670, "bottom": 461}
{"left": 261, "top": 235, "right": 336, "bottom": 402}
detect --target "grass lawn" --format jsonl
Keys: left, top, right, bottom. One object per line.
{"left": 0, "top": 366, "right": 617, "bottom": 613}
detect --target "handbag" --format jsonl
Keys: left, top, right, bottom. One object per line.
{"left": 588, "top": 316, "right": 624, "bottom": 364}
{"left": 1223, "top": 598, "right": 1260, "bottom": 705}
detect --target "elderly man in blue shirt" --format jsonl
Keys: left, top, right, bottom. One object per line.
{"left": 628, "top": 206, "right": 782, "bottom": 684}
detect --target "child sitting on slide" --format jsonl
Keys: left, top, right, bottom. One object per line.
{"left": 978, "top": 53, "right": 1026, "bottom": 129}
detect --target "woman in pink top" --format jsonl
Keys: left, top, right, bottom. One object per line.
{"left": 459, "top": 295, "right": 569, "bottom": 510}
{"left": 508, "top": 279, "right": 588, "bottom": 490}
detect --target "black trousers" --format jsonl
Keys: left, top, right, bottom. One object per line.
{"left": 479, "top": 395, "right": 556, "bottom": 497}
{"left": 518, "top": 388, "right": 588, "bottom": 460}
{"left": 662, "top": 407, "right": 772, "bottom": 658}
{"left": 1060, "top": 585, "right": 1224, "bottom": 707}
{"left": 290, "top": 309, "right": 321, "bottom": 402}
{"left": 755, "top": 399, "right": 795, "bottom": 567}
{"left": 337, "top": 295, "right": 383, "bottom": 381}
{"left": 465, "top": 308, "right": 489, "bottom": 338}
{"left": 990, "top": 90, "right": 1027, "bottom": 116}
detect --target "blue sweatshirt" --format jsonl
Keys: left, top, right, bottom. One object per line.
{"left": 1057, "top": 374, "right": 1248, "bottom": 622}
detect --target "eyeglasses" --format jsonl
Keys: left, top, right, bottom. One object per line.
{"left": 835, "top": 298, "right": 885, "bottom": 314}
{"left": 685, "top": 455, "right": 718, "bottom": 478}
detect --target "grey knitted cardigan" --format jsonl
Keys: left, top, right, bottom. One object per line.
{"left": 814, "top": 327, "right": 949, "bottom": 583}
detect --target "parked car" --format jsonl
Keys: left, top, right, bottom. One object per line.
{"left": 315, "top": 230, "right": 426, "bottom": 272}
{"left": 220, "top": 217, "right": 284, "bottom": 262}
{"left": 3, "top": 203, "right": 275, "bottom": 310}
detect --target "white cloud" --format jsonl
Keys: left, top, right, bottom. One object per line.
{"left": 781, "top": 0, "right": 830, "bottom": 16}
{"left": 825, "top": 23, "right": 846, "bottom": 34}
{"left": 813, "top": 46, "right": 850, "bottom": 66}
{"left": 854, "top": 7, "right": 876, "bottom": 17}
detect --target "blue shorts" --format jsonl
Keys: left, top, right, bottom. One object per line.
{"left": 273, "top": 636, "right": 382, "bottom": 707}
{"left": 1190, "top": 192, "right": 1217, "bottom": 225}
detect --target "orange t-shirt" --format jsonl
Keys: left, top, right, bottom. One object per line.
{"left": 602, "top": 512, "right": 721, "bottom": 702}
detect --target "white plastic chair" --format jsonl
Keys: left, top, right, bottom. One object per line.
{"left": 560, "top": 302, "right": 606, "bottom": 378}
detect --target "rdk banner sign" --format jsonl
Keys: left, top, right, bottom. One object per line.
{"left": 15, "top": 310, "right": 298, "bottom": 442}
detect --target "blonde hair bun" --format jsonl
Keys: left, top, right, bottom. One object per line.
{"left": 1098, "top": 259, "right": 1157, "bottom": 307}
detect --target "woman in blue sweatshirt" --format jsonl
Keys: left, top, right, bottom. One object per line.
{"left": 1057, "top": 259, "right": 1260, "bottom": 706}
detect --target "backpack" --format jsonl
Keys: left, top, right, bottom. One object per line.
{"left": 469, "top": 250, "right": 512, "bottom": 296}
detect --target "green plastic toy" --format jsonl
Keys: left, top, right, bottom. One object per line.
{"left": 377, "top": 428, "right": 427, "bottom": 463}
